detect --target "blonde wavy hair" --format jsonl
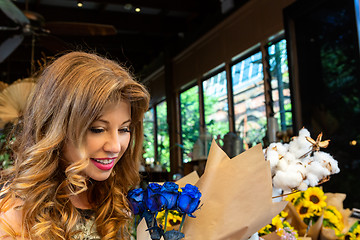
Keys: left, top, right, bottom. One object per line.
{"left": 0, "top": 51, "right": 150, "bottom": 239}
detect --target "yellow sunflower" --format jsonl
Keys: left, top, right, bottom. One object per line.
{"left": 340, "top": 232, "right": 356, "bottom": 240}
{"left": 259, "top": 212, "right": 287, "bottom": 236}
{"left": 295, "top": 200, "right": 316, "bottom": 220}
{"left": 272, "top": 214, "right": 284, "bottom": 230}
{"left": 326, "top": 205, "right": 343, "bottom": 220}
{"left": 279, "top": 211, "right": 288, "bottom": 219}
{"left": 324, "top": 209, "right": 340, "bottom": 225}
{"left": 285, "top": 191, "right": 302, "bottom": 205}
{"left": 303, "top": 187, "right": 327, "bottom": 212}
{"left": 258, "top": 223, "right": 274, "bottom": 236}
{"left": 323, "top": 206, "right": 344, "bottom": 236}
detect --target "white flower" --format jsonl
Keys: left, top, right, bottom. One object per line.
{"left": 288, "top": 128, "right": 312, "bottom": 159}
{"left": 305, "top": 160, "right": 330, "bottom": 186}
{"left": 313, "top": 151, "right": 340, "bottom": 174}
{"left": 263, "top": 127, "right": 339, "bottom": 191}
{"left": 273, "top": 169, "right": 303, "bottom": 191}
{"left": 297, "top": 181, "right": 308, "bottom": 191}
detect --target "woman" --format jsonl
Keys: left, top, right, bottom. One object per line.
{"left": 0, "top": 51, "right": 150, "bottom": 239}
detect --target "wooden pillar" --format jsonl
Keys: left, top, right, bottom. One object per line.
{"left": 225, "top": 61, "right": 235, "bottom": 132}
{"left": 260, "top": 42, "right": 274, "bottom": 119}
{"left": 164, "top": 51, "right": 182, "bottom": 177}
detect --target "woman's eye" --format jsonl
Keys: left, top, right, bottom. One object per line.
{"left": 119, "top": 127, "right": 131, "bottom": 133}
{"left": 89, "top": 128, "right": 104, "bottom": 134}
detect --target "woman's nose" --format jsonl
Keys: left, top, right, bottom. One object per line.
{"left": 103, "top": 133, "right": 121, "bottom": 153}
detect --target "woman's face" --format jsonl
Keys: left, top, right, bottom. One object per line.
{"left": 63, "top": 100, "right": 132, "bottom": 181}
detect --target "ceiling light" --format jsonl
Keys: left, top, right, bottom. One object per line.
{"left": 77, "top": 1, "right": 83, "bottom": 7}
{"left": 124, "top": 3, "right": 133, "bottom": 11}
{"left": 135, "top": 7, "right": 141, "bottom": 12}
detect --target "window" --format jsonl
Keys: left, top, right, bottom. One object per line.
{"left": 142, "top": 101, "right": 170, "bottom": 172}
{"left": 180, "top": 85, "right": 200, "bottom": 163}
{"left": 145, "top": 37, "right": 294, "bottom": 172}
{"left": 143, "top": 108, "right": 155, "bottom": 166}
{"left": 203, "top": 70, "right": 229, "bottom": 145}
{"left": 231, "top": 51, "right": 266, "bottom": 148}
{"left": 268, "top": 39, "right": 293, "bottom": 131}
{"left": 156, "top": 101, "right": 170, "bottom": 171}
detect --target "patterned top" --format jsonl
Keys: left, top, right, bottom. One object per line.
{"left": 73, "top": 209, "right": 101, "bottom": 240}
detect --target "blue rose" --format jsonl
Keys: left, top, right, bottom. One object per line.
{"left": 160, "top": 182, "right": 179, "bottom": 210}
{"left": 145, "top": 183, "right": 167, "bottom": 212}
{"left": 177, "top": 184, "right": 202, "bottom": 217}
{"left": 128, "top": 188, "right": 145, "bottom": 215}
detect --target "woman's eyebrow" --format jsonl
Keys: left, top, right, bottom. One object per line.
{"left": 94, "top": 119, "right": 132, "bottom": 125}
{"left": 122, "top": 119, "right": 132, "bottom": 125}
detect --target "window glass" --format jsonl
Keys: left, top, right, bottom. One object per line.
{"left": 143, "top": 109, "right": 155, "bottom": 166}
{"left": 180, "top": 85, "right": 200, "bottom": 163}
{"left": 231, "top": 51, "right": 266, "bottom": 148}
{"left": 268, "top": 39, "right": 293, "bottom": 131}
{"left": 203, "top": 70, "right": 229, "bottom": 145}
{"left": 156, "top": 101, "right": 170, "bottom": 171}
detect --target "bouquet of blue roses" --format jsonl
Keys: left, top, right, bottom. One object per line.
{"left": 133, "top": 140, "right": 289, "bottom": 240}
{"left": 127, "top": 182, "right": 202, "bottom": 240}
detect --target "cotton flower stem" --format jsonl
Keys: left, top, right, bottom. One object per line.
{"left": 164, "top": 209, "right": 169, "bottom": 233}
{"left": 179, "top": 214, "right": 186, "bottom": 232}
{"left": 272, "top": 190, "right": 300, "bottom": 199}
{"left": 300, "top": 150, "right": 312, "bottom": 159}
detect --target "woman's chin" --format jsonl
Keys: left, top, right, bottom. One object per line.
{"left": 85, "top": 166, "right": 113, "bottom": 182}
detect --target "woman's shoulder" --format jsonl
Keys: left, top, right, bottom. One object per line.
{"left": 0, "top": 197, "right": 23, "bottom": 238}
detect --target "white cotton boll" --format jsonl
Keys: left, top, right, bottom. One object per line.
{"left": 306, "top": 173, "right": 320, "bottom": 186}
{"left": 288, "top": 129, "right": 312, "bottom": 159}
{"left": 263, "top": 144, "right": 274, "bottom": 159}
{"left": 272, "top": 169, "right": 303, "bottom": 191}
{"left": 293, "top": 161, "right": 307, "bottom": 176}
{"left": 277, "top": 158, "right": 289, "bottom": 171}
{"left": 265, "top": 146, "right": 281, "bottom": 175}
{"left": 274, "top": 142, "right": 289, "bottom": 156}
{"left": 290, "top": 147, "right": 309, "bottom": 160}
{"left": 268, "top": 142, "right": 278, "bottom": 149}
{"left": 283, "top": 152, "right": 297, "bottom": 164}
{"left": 266, "top": 148, "right": 280, "bottom": 164}
{"left": 306, "top": 161, "right": 330, "bottom": 182}
{"left": 303, "top": 179, "right": 310, "bottom": 186}
{"left": 297, "top": 181, "right": 308, "bottom": 191}
{"left": 302, "top": 156, "right": 313, "bottom": 166}
{"left": 329, "top": 158, "right": 340, "bottom": 174}
{"left": 287, "top": 162, "right": 305, "bottom": 175}
{"left": 272, "top": 171, "right": 291, "bottom": 191}
{"left": 313, "top": 151, "right": 340, "bottom": 174}
{"left": 287, "top": 164, "right": 306, "bottom": 186}
{"left": 298, "top": 128, "right": 311, "bottom": 138}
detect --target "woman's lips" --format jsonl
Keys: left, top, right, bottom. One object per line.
{"left": 90, "top": 157, "right": 117, "bottom": 171}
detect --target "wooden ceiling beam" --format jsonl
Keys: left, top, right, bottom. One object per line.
{"left": 82, "top": 0, "right": 202, "bottom": 13}
{"left": 15, "top": 4, "right": 189, "bottom": 36}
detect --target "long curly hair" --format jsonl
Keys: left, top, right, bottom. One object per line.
{"left": 0, "top": 51, "right": 150, "bottom": 239}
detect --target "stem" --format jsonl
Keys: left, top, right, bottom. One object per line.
{"left": 164, "top": 209, "right": 169, "bottom": 233}
{"left": 134, "top": 215, "right": 138, "bottom": 234}
{"left": 272, "top": 190, "right": 300, "bottom": 199}
{"left": 179, "top": 214, "right": 186, "bottom": 232}
{"left": 153, "top": 211, "right": 158, "bottom": 228}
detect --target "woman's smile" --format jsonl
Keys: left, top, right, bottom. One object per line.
{"left": 90, "top": 157, "right": 117, "bottom": 171}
